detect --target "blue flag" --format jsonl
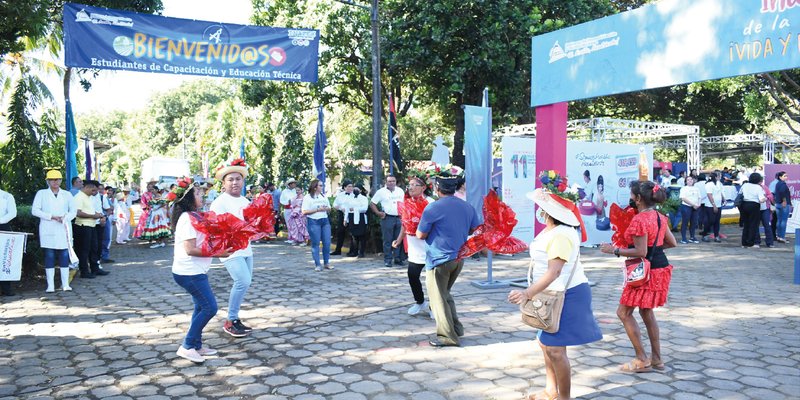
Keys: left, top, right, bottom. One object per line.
{"left": 65, "top": 100, "right": 79, "bottom": 190}
{"left": 313, "top": 106, "right": 326, "bottom": 187}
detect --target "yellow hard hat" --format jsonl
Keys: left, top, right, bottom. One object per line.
{"left": 45, "top": 170, "right": 63, "bottom": 180}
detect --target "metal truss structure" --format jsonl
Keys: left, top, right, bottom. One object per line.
{"left": 495, "top": 117, "right": 800, "bottom": 168}
{"left": 495, "top": 118, "right": 702, "bottom": 170}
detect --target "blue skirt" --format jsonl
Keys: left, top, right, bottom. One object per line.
{"left": 537, "top": 282, "right": 603, "bottom": 346}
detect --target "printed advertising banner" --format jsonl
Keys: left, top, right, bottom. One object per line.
{"left": 0, "top": 233, "right": 25, "bottom": 281}
{"left": 531, "top": 0, "right": 800, "bottom": 106}
{"left": 765, "top": 164, "right": 800, "bottom": 202}
{"left": 64, "top": 3, "right": 319, "bottom": 82}
{"left": 502, "top": 137, "right": 652, "bottom": 244}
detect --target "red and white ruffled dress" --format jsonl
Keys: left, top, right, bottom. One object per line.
{"left": 621, "top": 211, "right": 673, "bottom": 308}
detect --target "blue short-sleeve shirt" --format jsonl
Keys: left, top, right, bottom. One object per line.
{"left": 417, "top": 196, "right": 480, "bottom": 269}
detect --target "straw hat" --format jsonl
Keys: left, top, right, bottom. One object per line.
{"left": 45, "top": 170, "right": 63, "bottom": 180}
{"left": 215, "top": 158, "right": 248, "bottom": 181}
{"left": 115, "top": 192, "right": 125, "bottom": 200}
{"left": 526, "top": 188, "right": 581, "bottom": 225}
{"left": 285, "top": 177, "right": 297, "bottom": 185}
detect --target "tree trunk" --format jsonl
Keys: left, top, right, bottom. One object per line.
{"left": 452, "top": 94, "right": 465, "bottom": 168}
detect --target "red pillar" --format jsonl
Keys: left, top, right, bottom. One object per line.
{"left": 534, "top": 102, "right": 569, "bottom": 234}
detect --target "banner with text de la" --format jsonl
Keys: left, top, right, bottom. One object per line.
{"left": 531, "top": 0, "right": 800, "bottom": 106}
{"left": 64, "top": 3, "right": 319, "bottom": 82}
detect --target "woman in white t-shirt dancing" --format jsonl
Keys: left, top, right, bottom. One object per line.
{"left": 392, "top": 176, "right": 434, "bottom": 317}
{"left": 170, "top": 183, "right": 232, "bottom": 363}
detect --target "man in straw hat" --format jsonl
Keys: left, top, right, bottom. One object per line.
{"left": 32, "top": 170, "right": 77, "bottom": 292}
{"left": 416, "top": 172, "right": 479, "bottom": 347}
{"left": 211, "top": 159, "right": 254, "bottom": 338}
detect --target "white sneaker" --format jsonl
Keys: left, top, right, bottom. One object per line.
{"left": 407, "top": 303, "right": 423, "bottom": 315}
{"left": 197, "top": 346, "right": 217, "bottom": 356}
{"left": 286, "top": 240, "right": 296, "bottom": 244}
{"left": 159, "top": 242, "right": 166, "bottom": 248}
{"left": 149, "top": 243, "right": 161, "bottom": 249}
{"left": 45, "top": 287, "right": 55, "bottom": 293}
{"left": 314, "top": 265, "right": 323, "bottom": 272}
{"left": 176, "top": 346, "right": 205, "bottom": 363}
{"left": 63, "top": 286, "right": 72, "bottom": 292}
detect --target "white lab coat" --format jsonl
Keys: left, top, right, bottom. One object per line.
{"left": 31, "top": 188, "right": 76, "bottom": 250}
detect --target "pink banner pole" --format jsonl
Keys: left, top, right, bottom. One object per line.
{"left": 534, "top": 102, "right": 569, "bottom": 235}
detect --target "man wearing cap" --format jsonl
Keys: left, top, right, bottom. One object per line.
{"left": 331, "top": 180, "right": 354, "bottom": 255}
{"left": 370, "top": 175, "right": 407, "bottom": 267}
{"left": 211, "top": 159, "right": 255, "bottom": 338}
{"left": 280, "top": 178, "right": 298, "bottom": 243}
{"left": 72, "top": 180, "right": 109, "bottom": 278}
{"left": 32, "top": 170, "right": 77, "bottom": 292}
{"left": 416, "top": 174, "right": 479, "bottom": 347}
{"left": 0, "top": 184, "right": 17, "bottom": 296}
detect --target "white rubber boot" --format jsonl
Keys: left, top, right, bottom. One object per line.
{"left": 45, "top": 268, "right": 55, "bottom": 293}
{"left": 60, "top": 267, "right": 72, "bottom": 291}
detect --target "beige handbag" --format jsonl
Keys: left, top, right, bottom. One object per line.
{"left": 520, "top": 260, "right": 578, "bottom": 333}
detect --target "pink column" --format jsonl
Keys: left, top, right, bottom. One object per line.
{"left": 534, "top": 102, "right": 569, "bottom": 234}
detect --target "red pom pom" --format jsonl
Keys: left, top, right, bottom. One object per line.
{"left": 558, "top": 182, "right": 567, "bottom": 192}
{"left": 166, "top": 192, "right": 177, "bottom": 201}
{"left": 178, "top": 181, "right": 188, "bottom": 188}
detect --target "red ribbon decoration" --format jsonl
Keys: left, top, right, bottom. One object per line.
{"left": 457, "top": 191, "right": 528, "bottom": 260}
{"left": 547, "top": 193, "right": 588, "bottom": 243}
{"left": 189, "top": 195, "right": 276, "bottom": 256}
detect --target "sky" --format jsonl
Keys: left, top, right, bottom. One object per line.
{"left": 51, "top": 0, "right": 254, "bottom": 115}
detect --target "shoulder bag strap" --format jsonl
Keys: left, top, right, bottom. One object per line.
{"left": 646, "top": 211, "right": 662, "bottom": 261}
{"left": 562, "top": 231, "right": 580, "bottom": 289}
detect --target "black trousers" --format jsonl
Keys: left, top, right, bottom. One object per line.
{"left": 334, "top": 210, "right": 347, "bottom": 253}
{"left": 740, "top": 202, "right": 761, "bottom": 247}
{"left": 407, "top": 262, "right": 425, "bottom": 304}
{"left": 74, "top": 225, "right": 99, "bottom": 274}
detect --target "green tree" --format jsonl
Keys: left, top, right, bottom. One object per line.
{"left": 277, "top": 103, "right": 311, "bottom": 185}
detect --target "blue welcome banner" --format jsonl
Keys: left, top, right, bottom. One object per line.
{"left": 464, "top": 105, "right": 492, "bottom": 224}
{"left": 531, "top": 0, "right": 800, "bottom": 106}
{"left": 64, "top": 3, "right": 319, "bottom": 82}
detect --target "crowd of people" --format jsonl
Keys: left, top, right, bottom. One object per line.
{"left": 2, "top": 158, "right": 793, "bottom": 399}
{"left": 659, "top": 167, "right": 793, "bottom": 248}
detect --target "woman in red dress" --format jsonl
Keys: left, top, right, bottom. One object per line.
{"left": 600, "top": 180, "right": 677, "bottom": 372}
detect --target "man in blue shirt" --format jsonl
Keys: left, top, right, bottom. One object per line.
{"left": 417, "top": 175, "right": 479, "bottom": 347}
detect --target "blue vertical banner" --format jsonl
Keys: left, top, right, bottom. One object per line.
{"left": 313, "top": 106, "right": 327, "bottom": 189}
{"left": 65, "top": 100, "right": 80, "bottom": 190}
{"left": 464, "top": 105, "right": 492, "bottom": 224}
{"left": 63, "top": 3, "right": 319, "bottom": 82}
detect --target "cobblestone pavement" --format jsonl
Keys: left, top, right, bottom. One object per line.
{"left": 1, "top": 226, "right": 798, "bottom": 399}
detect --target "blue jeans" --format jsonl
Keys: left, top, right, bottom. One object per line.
{"left": 679, "top": 204, "right": 698, "bottom": 241}
{"left": 224, "top": 256, "right": 253, "bottom": 320}
{"left": 776, "top": 204, "right": 792, "bottom": 238}
{"left": 307, "top": 217, "right": 331, "bottom": 266}
{"left": 43, "top": 248, "right": 70, "bottom": 269}
{"left": 101, "top": 220, "right": 112, "bottom": 260}
{"left": 668, "top": 211, "right": 680, "bottom": 230}
{"left": 755, "top": 209, "right": 774, "bottom": 246}
{"left": 173, "top": 273, "right": 218, "bottom": 350}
